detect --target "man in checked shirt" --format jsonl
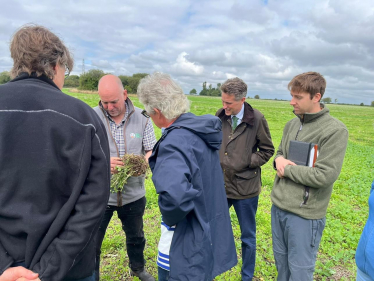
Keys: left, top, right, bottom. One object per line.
{"left": 93, "top": 75, "right": 156, "bottom": 281}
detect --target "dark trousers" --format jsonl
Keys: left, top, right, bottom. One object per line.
{"left": 158, "top": 266, "right": 170, "bottom": 281}
{"left": 228, "top": 196, "right": 259, "bottom": 281}
{"left": 95, "top": 196, "right": 146, "bottom": 280}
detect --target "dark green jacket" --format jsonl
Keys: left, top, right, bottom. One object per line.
{"left": 216, "top": 102, "right": 274, "bottom": 199}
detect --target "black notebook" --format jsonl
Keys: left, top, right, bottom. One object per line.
{"left": 288, "top": 140, "right": 318, "bottom": 167}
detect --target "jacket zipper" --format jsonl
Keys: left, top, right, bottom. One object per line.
{"left": 295, "top": 117, "right": 310, "bottom": 207}
{"left": 295, "top": 117, "right": 303, "bottom": 140}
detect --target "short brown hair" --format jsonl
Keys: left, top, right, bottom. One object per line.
{"left": 288, "top": 72, "right": 326, "bottom": 100}
{"left": 10, "top": 24, "right": 73, "bottom": 79}
{"left": 220, "top": 77, "right": 247, "bottom": 100}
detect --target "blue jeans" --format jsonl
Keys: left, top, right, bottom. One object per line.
{"left": 95, "top": 197, "right": 146, "bottom": 281}
{"left": 271, "top": 205, "right": 325, "bottom": 281}
{"left": 158, "top": 266, "right": 170, "bottom": 281}
{"left": 228, "top": 196, "right": 259, "bottom": 281}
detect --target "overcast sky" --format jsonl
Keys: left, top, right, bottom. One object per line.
{"left": 1, "top": 0, "right": 373, "bottom": 104}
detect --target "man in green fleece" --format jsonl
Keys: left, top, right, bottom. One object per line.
{"left": 271, "top": 72, "right": 348, "bottom": 281}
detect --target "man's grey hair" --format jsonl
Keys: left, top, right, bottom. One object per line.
{"left": 137, "top": 72, "right": 190, "bottom": 120}
{"left": 220, "top": 77, "right": 247, "bottom": 100}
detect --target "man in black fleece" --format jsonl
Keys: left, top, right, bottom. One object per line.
{"left": 0, "top": 25, "right": 110, "bottom": 281}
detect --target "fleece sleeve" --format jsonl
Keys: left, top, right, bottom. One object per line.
{"left": 152, "top": 136, "right": 199, "bottom": 227}
{"left": 31, "top": 124, "right": 110, "bottom": 281}
{"left": 284, "top": 127, "right": 348, "bottom": 189}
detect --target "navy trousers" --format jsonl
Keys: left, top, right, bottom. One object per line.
{"left": 158, "top": 266, "right": 170, "bottom": 281}
{"left": 228, "top": 196, "right": 259, "bottom": 281}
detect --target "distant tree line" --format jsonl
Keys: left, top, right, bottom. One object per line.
{"left": 64, "top": 75, "right": 80, "bottom": 87}
{"left": 190, "top": 81, "right": 261, "bottom": 99}
{"left": 0, "top": 69, "right": 148, "bottom": 94}
{"left": 1, "top": 70, "right": 374, "bottom": 106}
{"left": 322, "top": 97, "right": 332, "bottom": 103}
{"left": 118, "top": 73, "right": 148, "bottom": 93}
{"left": 78, "top": 69, "right": 105, "bottom": 90}
{"left": 78, "top": 70, "right": 148, "bottom": 93}
{"left": 198, "top": 82, "right": 222, "bottom": 96}
{"left": 0, "top": 71, "right": 11, "bottom": 84}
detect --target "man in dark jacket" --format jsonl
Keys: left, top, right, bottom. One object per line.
{"left": 216, "top": 77, "right": 274, "bottom": 281}
{"left": 137, "top": 72, "right": 237, "bottom": 281}
{"left": 0, "top": 25, "right": 110, "bottom": 281}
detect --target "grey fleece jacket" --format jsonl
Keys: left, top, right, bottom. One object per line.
{"left": 271, "top": 106, "right": 348, "bottom": 219}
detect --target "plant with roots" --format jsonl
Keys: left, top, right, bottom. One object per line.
{"left": 110, "top": 154, "right": 149, "bottom": 193}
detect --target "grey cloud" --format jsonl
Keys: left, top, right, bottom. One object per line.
{"left": 228, "top": 2, "right": 276, "bottom": 25}
{"left": 270, "top": 31, "right": 369, "bottom": 67}
{"left": 91, "top": 60, "right": 114, "bottom": 69}
{"left": 309, "top": 0, "right": 374, "bottom": 48}
{"left": 1, "top": 0, "right": 374, "bottom": 104}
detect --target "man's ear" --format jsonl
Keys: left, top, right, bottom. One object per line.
{"left": 314, "top": 93, "right": 322, "bottom": 103}
{"left": 123, "top": 89, "right": 128, "bottom": 99}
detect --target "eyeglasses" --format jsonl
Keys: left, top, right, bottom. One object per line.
{"left": 141, "top": 109, "right": 150, "bottom": 118}
{"left": 64, "top": 64, "right": 70, "bottom": 78}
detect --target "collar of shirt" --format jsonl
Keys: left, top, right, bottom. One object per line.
{"left": 232, "top": 103, "right": 244, "bottom": 124}
{"left": 101, "top": 100, "right": 129, "bottom": 126}
{"left": 104, "top": 101, "right": 129, "bottom": 156}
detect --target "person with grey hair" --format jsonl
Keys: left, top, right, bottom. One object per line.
{"left": 0, "top": 24, "right": 110, "bottom": 281}
{"left": 216, "top": 77, "right": 274, "bottom": 281}
{"left": 137, "top": 72, "right": 237, "bottom": 281}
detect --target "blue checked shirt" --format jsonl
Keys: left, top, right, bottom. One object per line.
{"left": 104, "top": 101, "right": 156, "bottom": 157}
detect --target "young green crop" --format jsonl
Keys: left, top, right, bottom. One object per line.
{"left": 110, "top": 154, "right": 149, "bottom": 193}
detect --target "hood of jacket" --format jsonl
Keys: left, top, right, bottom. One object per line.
{"left": 163, "top": 112, "right": 222, "bottom": 150}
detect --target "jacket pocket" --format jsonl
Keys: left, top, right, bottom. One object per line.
{"left": 182, "top": 215, "right": 211, "bottom": 260}
{"left": 310, "top": 217, "right": 326, "bottom": 247}
{"left": 234, "top": 167, "right": 260, "bottom": 196}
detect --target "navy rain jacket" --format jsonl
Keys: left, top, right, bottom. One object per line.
{"left": 149, "top": 112, "right": 237, "bottom": 281}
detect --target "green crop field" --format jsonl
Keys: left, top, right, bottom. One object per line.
{"left": 63, "top": 89, "right": 374, "bottom": 281}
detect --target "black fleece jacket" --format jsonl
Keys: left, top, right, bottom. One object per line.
{"left": 0, "top": 74, "right": 110, "bottom": 280}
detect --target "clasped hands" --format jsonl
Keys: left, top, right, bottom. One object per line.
{"left": 275, "top": 156, "right": 296, "bottom": 178}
